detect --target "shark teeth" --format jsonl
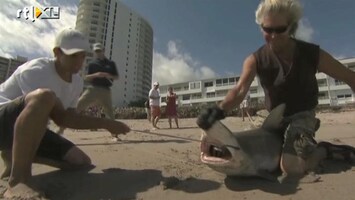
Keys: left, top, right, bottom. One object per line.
{"left": 200, "top": 135, "right": 232, "bottom": 163}
{"left": 209, "top": 145, "right": 229, "bottom": 158}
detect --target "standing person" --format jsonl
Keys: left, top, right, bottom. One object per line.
{"left": 58, "top": 42, "right": 120, "bottom": 140}
{"left": 240, "top": 94, "right": 250, "bottom": 122}
{"left": 240, "top": 93, "right": 254, "bottom": 123}
{"left": 197, "top": 0, "right": 355, "bottom": 181}
{"left": 165, "top": 87, "right": 179, "bottom": 129}
{"left": 149, "top": 82, "right": 161, "bottom": 130}
{"left": 144, "top": 99, "right": 151, "bottom": 122}
{"left": 0, "top": 28, "right": 130, "bottom": 199}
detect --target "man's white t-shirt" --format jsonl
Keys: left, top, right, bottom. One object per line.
{"left": 149, "top": 88, "right": 160, "bottom": 106}
{"left": 0, "top": 58, "right": 83, "bottom": 109}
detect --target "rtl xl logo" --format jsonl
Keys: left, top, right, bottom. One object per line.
{"left": 17, "top": 6, "right": 60, "bottom": 22}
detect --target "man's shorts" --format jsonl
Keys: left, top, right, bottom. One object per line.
{"left": 0, "top": 96, "right": 75, "bottom": 161}
{"left": 150, "top": 105, "right": 161, "bottom": 118}
{"left": 283, "top": 110, "right": 319, "bottom": 159}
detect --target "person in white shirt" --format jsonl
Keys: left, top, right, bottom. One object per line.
{"left": 239, "top": 94, "right": 251, "bottom": 122}
{"left": 149, "top": 82, "right": 161, "bottom": 129}
{"left": 0, "top": 28, "right": 130, "bottom": 199}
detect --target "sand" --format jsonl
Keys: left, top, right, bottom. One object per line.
{"left": 0, "top": 110, "right": 355, "bottom": 200}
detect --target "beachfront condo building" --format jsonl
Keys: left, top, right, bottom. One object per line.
{"left": 0, "top": 56, "right": 27, "bottom": 84}
{"left": 159, "top": 57, "right": 355, "bottom": 107}
{"left": 75, "top": 0, "right": 153, "bottom": 107}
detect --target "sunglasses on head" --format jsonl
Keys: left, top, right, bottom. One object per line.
{"left": 261, "top": 25, "right": 288, "bottom": 34}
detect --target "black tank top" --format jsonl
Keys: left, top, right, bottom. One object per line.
{"left": 253, "top": 39, "right": 320, "bottom": 116}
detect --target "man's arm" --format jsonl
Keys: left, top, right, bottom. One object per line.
{"left": 318, "top": 49, "right": 355, "bottom": 93}
{"left": 84, "top": 72, "right": 110, "bottom": 81}
{"left": 83, "top": 62, "right": 110, "bottom": 81}
{"left": 196, "top": 55, "right": 257, "bottom": 130}
{"left": 219, "top": 54, "right": 257, "bottom": 111}
{"left": 51, "top": 99, "right": 130, "bottom": 135}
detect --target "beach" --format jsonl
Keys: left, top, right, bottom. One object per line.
{"left": 0, "top": 110, "right": 355, "bottom": 200}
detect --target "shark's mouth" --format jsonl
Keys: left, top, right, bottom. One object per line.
{"left": 200, "top": 136, "right": 233, "bottom": 164}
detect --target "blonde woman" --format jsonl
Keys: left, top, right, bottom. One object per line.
{"left": 197, "top": 0, "right": 355, "bottom": 181}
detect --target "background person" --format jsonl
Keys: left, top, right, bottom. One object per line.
{"left": 0, "top": 28, "right": 130, "bottom": 199}
{"left": 197, "top": 0, "right": 355, "bottom": 181}
{"left": 58, "top": 42, "right": 120, "bottom": 140}
{"left": 165, "top": 87, "right": 179, "bottom": 129}
{"left": 149, "top": 82, "right": 161, "bottom": 130}
{"left": 240, "top": 94, "right": 250, "bottom": 122}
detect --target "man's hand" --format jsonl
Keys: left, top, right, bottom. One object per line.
{"left": 196, "top": 105, "right": 225, "bottom": 130}
{"left": 106, "top": 121, "right": 131, "bottom": 135}
{"left": 95, "top": 72, "right": 111, "bottom": 78}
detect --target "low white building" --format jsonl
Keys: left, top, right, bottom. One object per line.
{"left": 0, "top": 56, "right": 28, "bottom": 84}
{"left": 159, "top": 57, "right": 355, "bottom": 107}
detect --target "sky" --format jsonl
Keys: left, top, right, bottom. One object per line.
{"left": 1, "top": 0, "right": 355, "bottom": 85}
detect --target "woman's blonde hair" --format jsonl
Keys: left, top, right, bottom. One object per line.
{"left": 255, "top": 0, "right": 303, "bottom": 36}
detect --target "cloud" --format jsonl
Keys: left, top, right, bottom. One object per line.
{"left": 0, "top": 0, "right": 78, "bottom": 59}
{"left": 295, "top": 19, "right": 314, "bottom": 42}
{"left": 334, "top": 55, "right": 348, "bottom": 60}
{"left": 152, "top": 41, "right": 218, "bottom": 85}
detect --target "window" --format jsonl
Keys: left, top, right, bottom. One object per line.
{"left": 222, "top": 78, "right": 228, "bottom": 86}
{"left": 173, "top": 87, "right": 181, "bottom": 92}
{"left": 191, "top": 93, "right": 202, "bottom": 99}
{"left": 317, "top": 79, "right": 327, "bottom": 87}
{"left": 337, "top": 94, "right": 352, "bottom": 99}
{"left": 204, "top": 81, "right": 213, "bottom": 87}
{"left": 250, "top": 87, "right": 258, "bottom": 94}
{"left": 216, "top": 79, "right": 222, "bottom": 86}
{"left": 206, "top": 92, "right": 216, "bottom": 98}
{"left": 318, "top": 92, "right": 328, "bottom": 100}
{"left": 229, "top": 78, "right": 235, "bottom": 85}
{"left": 334, "top": 79, "right": 345, "bottom": 85}
{"left": 182, "top": 95, "right": 190, "bottom": 100}
{"left": 190, "top": 82, "right": 201, "bottom": 89}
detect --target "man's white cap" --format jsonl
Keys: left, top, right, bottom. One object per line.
{"left": 153, "top": 82, "right": 159, "bottom": 86}
{"left": 93, "top": 43, "right": 103, "bottom": 51}
{"left": 54, "top": 28, "right": 90, "bottom": 55}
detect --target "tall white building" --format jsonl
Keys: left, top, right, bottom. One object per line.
{"left": 76, "top": 0, "right": 153, "bottom": 107}
{"left": 159, "top": 57, "right": 355, "bottom": 107}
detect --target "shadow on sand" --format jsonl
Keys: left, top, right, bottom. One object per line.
{"left": 31, "top": 168, "right": 221, "bottom": 200}
{"left": 224, "top": 158, "right": 355, "bottom": 195}
{"left": 224, "top": 176, "right": 300, "bottom": 195}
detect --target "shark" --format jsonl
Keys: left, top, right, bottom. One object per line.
{"left": 200, "top": 104, "right": 286, "bottom": 180}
